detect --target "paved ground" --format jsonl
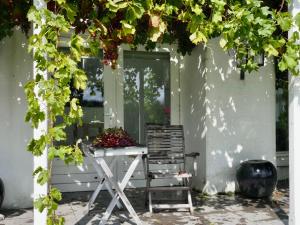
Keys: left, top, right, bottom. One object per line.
{"left": 0, "top": 181, "right": 289, "bottom": 225}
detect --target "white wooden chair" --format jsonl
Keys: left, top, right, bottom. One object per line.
{"left": 144, "top": 124, "right": 199, "bottom": 214}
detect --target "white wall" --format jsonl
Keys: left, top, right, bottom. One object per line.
{"left": 181, "top": 38, "right": 276, "bottom": 193}
{"left": 204, "top": 38, "right": 276, "bottom": 193}
{"left": 180, "top": 46, "right": 207, "bottom": 190}
{"left": 0, "top": 30, "right": 33, "bottom": 208}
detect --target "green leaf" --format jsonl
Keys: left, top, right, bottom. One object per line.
{"left": 34, "top": 197, "right": 46, "bottom": 213}
{"left": 130, "top": 2, "right": 145, "bottom": 19}
{"left": 219, "top": 38, "right": 227, "bottom": 48}
{"left": 27, "top": 6, "right": 41, "bottom": 24}
{"left": 121, "top": 21, "right": 136, "bottom": 35}
{"left": 295, "top": 12, "right": 300, "bottom": 28}
{"left": 191, "top": 4, "right": 202, "bottom": 16}
{"left": 283, "top": 54, "right": 298, "bottom": 69}
{"left": 33, "top": 167, "right": 49, "bottom": 185}
{"left": 189, "top": 31, "right": 207, "bottom": 44}
{"left": 27, "top": 136, "right": 48, "bottom": 156}
{"left": 106, "top": 0, "right": 129, "bottom": 12}
{"left": 73, "top": 69, "right": 87, "bottom": 90}
{"left": 56, "top": 0, "right": 66, "bottom": 4}
{"left": 263, "top": 44, "right": 279, "bottom": 56}
{"left": 50, "top": 188, "right": 62, "bottom": 201}
{"left": 49, "top": 126, "right": 66, "bottom": 141}
{"left": 277, "top": 12, "right": 292, "bottom": 31}
{"left": 261, "top": 6, "right": 271, "bottom": 16}
{"left": 64, "top": 4, "right": 77, "bottom": 22}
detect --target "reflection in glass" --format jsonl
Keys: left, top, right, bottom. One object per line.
{"left": 124, "top": 51, "right": 170, "bottom": 144}
{"left": 59, "top": 49, "right": 104, "bottom": 145}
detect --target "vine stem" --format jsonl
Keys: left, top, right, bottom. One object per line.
{"left": 278, "top": 0, "right": 285, "bottom": 12}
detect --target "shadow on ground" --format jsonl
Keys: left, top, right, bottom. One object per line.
{"left": 0, "top": 180, "right": 289, "bottom": 225}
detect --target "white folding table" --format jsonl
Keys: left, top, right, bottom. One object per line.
{"left": 82, "top": 143, "right": 147, "bottom": 225}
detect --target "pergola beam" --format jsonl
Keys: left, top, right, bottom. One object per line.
{"left": 33, "top": 1, "right": 48, "bottom": 225}
{"left": 289, "top": 1, "right": 300, "bottom": 224}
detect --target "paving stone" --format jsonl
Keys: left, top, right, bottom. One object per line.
{"left": 0, "top": 181, "right": 289, "bottom": 225}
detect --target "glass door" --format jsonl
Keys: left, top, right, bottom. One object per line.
{"left": 52, "top": 50, "right": 106, "bottom": 192}
{"left": 123, "top": 51, "right": 171, "bottom": 144}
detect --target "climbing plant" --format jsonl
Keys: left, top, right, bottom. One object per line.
{"left": 0, "top": 0, "right": 300, "bottom": 224}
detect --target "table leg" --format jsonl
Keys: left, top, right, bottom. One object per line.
{"left": 88, "top": 178, "right": 105, "bottom": 211}
{"left": 98, "top": 155, "right": 143, "bottom": 225}
{"left": 85, "top": 153, "right": 122, "bottom": 209}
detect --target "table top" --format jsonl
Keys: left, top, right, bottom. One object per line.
{"left": 82, "top": 143, "right": 148, "bottom": 157}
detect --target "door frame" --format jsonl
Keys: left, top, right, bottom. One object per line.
{"left": 110, "top": 44, "right": 182, "bottom": 129}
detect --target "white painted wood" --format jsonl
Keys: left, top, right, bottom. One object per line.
{"left": 289, "top": 76, "right": 300, "bottom": 225}
{"left": 83, "top": 147, "right": 122, "bottom": 209}
{"left": 97, "top": 156, "right": 142, "bottom": 225}
{"left": 91, "top": 146, "right": 147, "bottom": 157}
{"left": 33, "top": 1, "right": 47, "bottom": 225}
{"left": 147, "top": 186, "right": 190, "bottom": 191}
{"left": 152, "top": 204, "right": 190, "bottom": 209}
{"left": 86, "top": 156, "right": 122, "bottom": 211}
{"left": 116, "top": 47, "right": 124, "bottom": 128}
{"left": 289, "top": 2, "right": 300, "bottom": 224}
{"left": 52, "top": 162, "right": 95, "bottom": 175}
{"left": 52, "top": 173, "right": 100, "bottom": 184}
{"left": 53, "top": 183, "right": 100, "bottom": 192}
{"left": 88, "top": 179, "right": 106, "bottom": 211}
{"left": 83, "top": 144, "right": 145, "bottom": 224}
{"left": 52, "top": 157, "right": 100, "bottom": 192}
{"left": 187, "top": 189, "right": 194, "bottom": 214}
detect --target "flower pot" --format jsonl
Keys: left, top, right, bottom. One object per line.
{"left": 236, "top": 160, "right": 277, "bottom": 198}
{"left": 0, "top": 178, "right": 4, "bottom": 207}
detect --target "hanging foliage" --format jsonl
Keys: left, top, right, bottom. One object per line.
{"left": 0, "top": 0, "right": 299, "bottom": 224}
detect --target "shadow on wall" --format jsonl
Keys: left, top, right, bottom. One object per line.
{"left": 181, "top": 38, "right": 276, "bottom": 194}
{"left": 51, "top": 41, "right": 276, "bottom": 195}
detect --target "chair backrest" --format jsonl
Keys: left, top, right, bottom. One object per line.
{"left": 146, "top": 124, "right": 185, "bottom": 164}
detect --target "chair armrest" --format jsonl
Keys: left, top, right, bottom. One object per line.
{"left": 185, "top": 152, "right": 200, "bottom": 158}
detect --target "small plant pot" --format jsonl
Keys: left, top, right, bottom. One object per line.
{"left": 236, "top": 160, "right": 277, "bottom": 198}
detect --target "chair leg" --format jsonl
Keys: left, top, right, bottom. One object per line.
{"left": 187, "top": 189, "right": 194, "bottom": 214}
{"left": 148, "top": 191, "right": 153, "bottom": 214}
{"left": 145, "top": 177, "right": 151, "bottom": 207}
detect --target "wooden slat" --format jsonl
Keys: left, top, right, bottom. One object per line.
{"left": 147, "top": 186, "right": 190, "bottom": 191}
{"left": 53, "top": 182, "right": 100, "bottom": 192}
{"left": 52, "top": 173, "right": 101, "bottom": 184}
{"left": 149, "top": 172, "right": 192, "bottom": 179}
{"left": 52, "top": 157, "right": 93, "bottom": 167}
{"left": 52, "top": 164, "right": 96, "bottom": 175}
{"left": 152, "top": 204, "right": 191, "bottom": 209}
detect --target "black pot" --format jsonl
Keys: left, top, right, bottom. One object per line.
{"left": 236, "top": 160, "right": 277, "bottom": 198}
{"left": 0, "top": 178, "right": 3, "bottom": 207}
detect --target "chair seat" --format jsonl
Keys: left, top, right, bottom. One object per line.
{"left": 149, "top": 171, "right": 192, "bottom": 179}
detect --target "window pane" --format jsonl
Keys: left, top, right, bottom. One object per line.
{"left": 124, "top": 51, "right": 170, "bottom": 144}
{"left": 58, "top": 48, "right": 104, "bottom": 144}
